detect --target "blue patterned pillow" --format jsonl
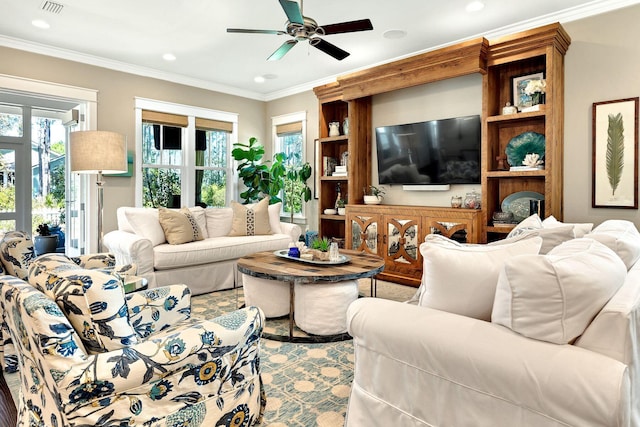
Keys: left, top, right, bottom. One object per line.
{"left": 28, "top": 254, "right": 138, "bottom": 353}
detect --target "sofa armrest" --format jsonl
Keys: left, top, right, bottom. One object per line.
{"left": 103, "top": 230, "right": 154, "bottom": 278}
{"left": 279, "top": 222, "right": 301, "bottom": 243}
{"left": 346, "top": 298, "right": 630, "bottom": 427}
{"left": 126, "top": 284, "right": 192, "bottom": 338}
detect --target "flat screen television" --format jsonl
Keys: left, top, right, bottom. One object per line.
{"left": 375, "top": 114, "right": 481, "bottom": 185}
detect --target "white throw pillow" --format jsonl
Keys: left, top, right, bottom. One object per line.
{"left": 584, "top": 220, "right": 640, "bottom": 269}
{"left": 492, "top": 238, "right": 626, "bottom": 344}
{"left": 187, "top": 206, "right": 208, "bottom": 239}
{"left": 418, "top": 234, "right": 542, "bottom": 321}
{"left": 499, "top": 224, "right": 575, "bottom": 254}
{"left": 123, "top": 208, "right": 166, "bottom": 246}
{"left": 205, "top": 207, "right": 234, "bottom": 237}
{"left": 542, "top": 215, "right": 593, "bottom": 238}
{"left": 507, "top": 214, "right": 543, "bottom": 237}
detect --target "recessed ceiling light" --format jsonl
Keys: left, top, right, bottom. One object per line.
{"left": 383, "top": 29, "right": 407, "bottom": 40}
{"left": 466, "top": 1, "right": 485, "bottom": 12}
{"left": 31, "top": 19, "right": 50, "bottom": 29}
{"left": 162, "top": 53, "right": 176, "bottom": 61}
{"left": 254, "top": 76, "right": 266, "bottom": 83}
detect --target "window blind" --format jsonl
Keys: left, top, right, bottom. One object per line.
{"left": 276, "top": 121, "right": 302, "bottom": 135}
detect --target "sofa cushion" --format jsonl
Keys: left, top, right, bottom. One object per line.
{"left": 229, "top": 197, "right": 272, "bottom": 236}
{"left": 492, "top": 238, "right": 626, "bottom": 344}
{"left": 122, "top": 208, "right": 166, "bottom": 246}
{"left": 542, "top": 215, "right": 593, "bottom": 238}
{"left": 418, "top": 234, "right": 542, "bottom": 321}
{"left": 0, "top": 231, "right": 35, "bottom": 280}
{"left": 584, "top": 219, "right": 640, "bottom": 269}
{"left": 28, "top": 254, "right": 138, "bottom": 354}
{"left": 503, "top": 214, "right": 575, "bottom": 254}
{"left": 153, "top": 233, "right": 293, "bottom": 270}
{"left": 158, "top": 207, "right": 205, "bottom": 245}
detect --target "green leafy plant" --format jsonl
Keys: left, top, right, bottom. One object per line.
{"left": 336, "top": 198, "right": 346, "bottom": 208}
{"left": 365, "top": 185, "right": 386, "bottom": 197}
{"left": 36, "top": 223, "right": 51, "bottom": 236}
{"left": 311, "top": 236, "right": 331, "bottom": 252}
{"left": 232, "top": 137, "right": 286, "bottom": 204}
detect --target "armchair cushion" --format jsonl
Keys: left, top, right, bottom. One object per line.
{"left": 28, "top": 254, "right": 138, "bottom": 353}
{"left": 492, "top": 238, "right": 626, "bottom": 344}
{"left": 418, "top": 234, "right": 542, "bottom": 320}
{"left": 126, "top": 284, "right": 192, "bottom": 338}
{"left": 0, "top": 230, "right": 35, "bottom": 280}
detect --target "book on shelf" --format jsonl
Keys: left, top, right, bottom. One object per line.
{"left": 334, "top": 165, "right": 347, "bottom": 173}
{"left": 509, "top": 165, "right": 544, "bottom": 171}
{"left": 323, "top": 156, "right": 337, "bottom": 176}
{"left": 331, "top": 172, "right": 347, "bottom": 176}
{"left": 520, "top": 104, "right": 545, "bottom": 113}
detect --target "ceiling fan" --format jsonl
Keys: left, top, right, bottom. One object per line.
{"left": 226, "top": 0, "right": 373, "bottom": 61}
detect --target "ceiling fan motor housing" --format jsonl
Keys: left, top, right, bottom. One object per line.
{"left": 286, "top": 17, "right": 324, "bottom": 41}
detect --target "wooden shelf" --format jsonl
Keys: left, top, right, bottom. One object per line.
{"left": 320, "top": 214, "right": 346, "bottom": 221}
{"left": 320, "top": 175, "right": 349, "bottom": 181}
{"left": 486, "top": 110, "right": 546, "bottom": 123}
{"left": 319, "top": 135, "right": 348, "bottom": 143}
{"left": 485, "top": 170, "right": 546, "bottom": 178}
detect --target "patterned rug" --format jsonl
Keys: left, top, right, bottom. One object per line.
{"left": 5, "top": 280, "right": 417, "bottom": 426}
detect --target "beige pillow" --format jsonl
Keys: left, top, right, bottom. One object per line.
{"left": 229, "top": 197, "right": 272, "bottom": 236}
{"left": 158, "top": 207, "right": 205, "bottom": 245}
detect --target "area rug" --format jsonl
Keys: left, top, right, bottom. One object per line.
{"left": 5, "top": 280, "right": 416, "bottom": 426}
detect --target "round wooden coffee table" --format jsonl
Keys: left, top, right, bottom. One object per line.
{"left": 237, "top": 249, "right": 384, "bottom": 343}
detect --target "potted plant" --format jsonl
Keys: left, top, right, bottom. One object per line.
{"left": 336, "top": 198, "right": 346, "bottom": 215}
{"left": 310, "top": 236, "right": 331, "bottom": 261}
{"left": 363, "top": 185, "right": 385, "bottom": 205}
{"left": 34, "top": 223, "right": 58, "bottom": 256}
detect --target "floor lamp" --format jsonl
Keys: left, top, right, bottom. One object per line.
{"left": 70, "top": 131, "right": 127, "bottom": 253}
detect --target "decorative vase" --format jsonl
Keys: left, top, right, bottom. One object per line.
{"left": 343, "top": 117, "right": 349, "bottom": 135}
{"left": 49, "top": 224, "right": 65, "bottom": 250}
{"left": 34, "top": 235, "right": 58, "bottom": 256}
{"left": 531, "top": 92, "right": 545, "bottom": 106}
{"left": 450, "top": 196, "right": 463, "bottom": 208}
{"left": 338, "top": 207, "right": 346, "bottom": 215}
{"left": 329, "top": 122, "right": 340, "bottom": 137}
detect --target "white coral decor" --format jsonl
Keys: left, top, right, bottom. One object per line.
{"left": 524, "top": 79, "right": 546, "bottom": 95}
{"left": 522, "top": 153, "right": 544, "bottom": 167}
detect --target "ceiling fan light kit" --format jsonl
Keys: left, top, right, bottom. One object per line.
{"left": 227, "top": 0, "right": 373, "bottom": 61}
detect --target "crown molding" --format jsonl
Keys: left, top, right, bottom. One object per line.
{"left": 1, "top": 0, "right": 638, "bottom": 102}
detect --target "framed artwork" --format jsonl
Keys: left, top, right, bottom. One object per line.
{"left": 592, "top": 97, "right": 639, "bottom": 209}
{"left": 314, "top": 139, "right": 320, "bottom": 199}
{"left": 511, "top": 72, "right": 544, "bottom": 110}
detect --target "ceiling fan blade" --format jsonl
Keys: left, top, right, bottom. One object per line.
{"left": 320, "top": 19, "right": 373, "bottom": 35}
{"left": 278, "top": 0, "right": 304, "bottom": 25}
{"left": 227, "top": 28, "right": 286, "bottom": 35}
{"left": 268, "top": 39, "right": 298, "bottom": 61}
{"left": 311, "top": 38, "right": 350, "bottom": 60}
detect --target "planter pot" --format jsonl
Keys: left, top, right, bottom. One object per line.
{"left": 364, "top": 195, "right": 382, "bottom": 205}
{"left": 337, "top": 207, "right": 346, "bottom": 215}
{"left": 34, "top": 235, "right": 58, "bottom": 256}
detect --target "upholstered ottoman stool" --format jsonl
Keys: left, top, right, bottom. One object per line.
{"left": 294, "top": 280, "right": 359, "bottom": 335}
{"left": 242, "top": 274, "right": 290, "bottom": 318}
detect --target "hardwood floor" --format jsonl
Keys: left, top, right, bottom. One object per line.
{"left": 0, "top": 369, "right": 17, "bottom": 426}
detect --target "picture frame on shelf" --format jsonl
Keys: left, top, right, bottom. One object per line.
{"left": 314, "top": 139, "right": 320, "bottom": 199}
{"left": 511, "top": 72, "right": 544, "bottom": 110}
{"left": 592, "top": 97, "right": 639, "bottom": 209}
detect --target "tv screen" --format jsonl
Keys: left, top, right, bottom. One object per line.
{"left": 375, "top": 115, "right": 481, "bottom": 185}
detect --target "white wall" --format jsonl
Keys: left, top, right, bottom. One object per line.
{"left": 563, "top": 4, "right": 640, "bottom": 226}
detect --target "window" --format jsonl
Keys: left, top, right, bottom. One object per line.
{"left": 136, "top": 99, "right": 237, "bottom": 208}
{"left": 273, "top": 112, "right": 307, "bottom": 219}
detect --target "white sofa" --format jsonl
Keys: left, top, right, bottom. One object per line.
{"left": 346, "top": 218, "right": 640, "bottom": 427}
{"left": 104, "top": 204, "right": 300, "bottom": 295}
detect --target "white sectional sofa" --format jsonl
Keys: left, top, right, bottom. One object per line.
{"left": 104, "top": 204, "right": 300, "bottom": 295}
{"left": 346, "top": 218, "right": 640, "bottom": 427}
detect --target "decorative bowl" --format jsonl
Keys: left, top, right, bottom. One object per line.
{"left": 492, "top": 211, "right": 514, "bottom": 222}
{"left": 324, "top": 208, "right": 337, "bottom": 215}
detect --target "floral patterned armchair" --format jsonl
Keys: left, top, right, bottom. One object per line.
{"left": 1, "top": 254, "right": 265, "bottom": 426}
{"left": 0, "top": 231, "right": 135, "bottom": 373}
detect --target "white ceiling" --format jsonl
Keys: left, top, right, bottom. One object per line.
{"left": 1, "top": 0, "right": 638, "bottom": 101}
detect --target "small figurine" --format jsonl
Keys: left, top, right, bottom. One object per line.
{"left": 496, "top": 154, "right": 508, "bottom": 171}
{"left": 502, "top": 102, "right": 518, "bottom": 115}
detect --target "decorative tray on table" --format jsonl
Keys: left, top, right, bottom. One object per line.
{"left": 273, "top": 250, "right": 351, "bottom": 266}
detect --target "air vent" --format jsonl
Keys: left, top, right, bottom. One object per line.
{"left": 40, "top": 0, "right": 64, "bottom": 14}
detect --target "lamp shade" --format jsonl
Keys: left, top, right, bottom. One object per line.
{"left": 70, "top": 130, "right": 127, "bottom": 174}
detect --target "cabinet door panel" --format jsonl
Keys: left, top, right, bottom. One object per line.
{"left": 385, "top": 215, "right": 421, "bottom": 271}
{"left": 350, "top": 215, "right": 379, "bottom": 255}
{"left": 426, "top": 219, "right": 472, "bottom": 243}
